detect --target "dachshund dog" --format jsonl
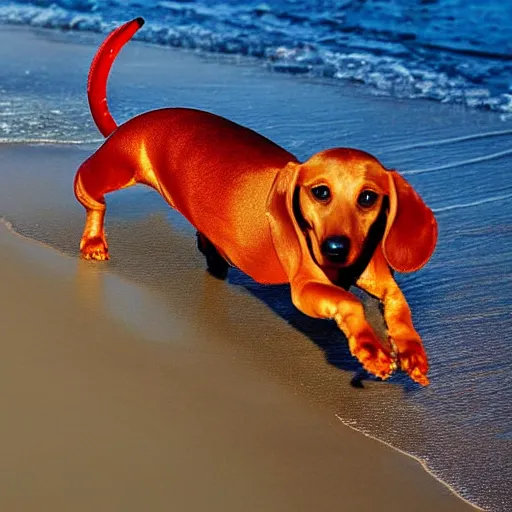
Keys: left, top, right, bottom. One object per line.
{"left": 75, "top": 18, "right": 438, "bottom": 386}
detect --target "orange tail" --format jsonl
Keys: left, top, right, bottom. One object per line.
{"left": 87, "top": 17, "right": 145, "bottom": 137}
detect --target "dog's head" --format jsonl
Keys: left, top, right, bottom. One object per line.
{"left": 267, "top": 148, "right": 438, "bottom": 283}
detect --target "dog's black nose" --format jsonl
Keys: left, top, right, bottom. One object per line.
{"left": 321, "top": 236, "right": 351, "bottom": 263}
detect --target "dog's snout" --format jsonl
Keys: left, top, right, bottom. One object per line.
{"left": 321, "top": 236, "right": 351, "bottom": 263}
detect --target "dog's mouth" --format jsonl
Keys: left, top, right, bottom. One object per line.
{"left": 293, "top": 187, "right": 389, "bottom": 289}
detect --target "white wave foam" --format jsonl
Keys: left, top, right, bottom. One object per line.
{"left": 1, "top": 3, "right": 511, "bottom": 114}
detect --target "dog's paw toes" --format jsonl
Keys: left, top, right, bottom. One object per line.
{"left": 395, "top": 340, "right": 429, "bottom": 386}
{"left": 409, "top": 368, "right": 430, "bottom": 386}
{"left": 349, "top": 335, "right": 397, "bottom": 381}
{"left": 80, "top": 237, "right": 109, "bottom": 261}
{"left": 84, "top": 250, "right": 110, "bottom": 261}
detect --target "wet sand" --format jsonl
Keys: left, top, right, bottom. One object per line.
{"left": 0, "top": 216, "right": 475, "bottom": 512}
{"left": 2, "top": 24, "right": 511, "bottom": 511}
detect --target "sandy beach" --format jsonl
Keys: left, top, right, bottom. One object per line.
{"left": 1, "top": 24, "right": 511, "bottom": 511}
{"left": 0, "top": 217, "right": 475, "bottom": 512}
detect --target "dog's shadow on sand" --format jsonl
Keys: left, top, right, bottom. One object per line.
{"left": 104, "top": 207, "right": 416, "bottom": 391}
{"left": 31, "top": 193, "right": 413, "bottom": 391}
{"left": 227, "top": 268, "right": 410, "bottom": 390}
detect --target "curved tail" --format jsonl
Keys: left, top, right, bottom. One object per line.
{"left": 87, "top": 17, "right": 145, "bottom": 137}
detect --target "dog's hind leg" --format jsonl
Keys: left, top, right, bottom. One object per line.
{"left": 196, "top": 232, "right": 229, "bottom": 280}
{"left": 74, "top": 154, "right": 136, "bottom": 260}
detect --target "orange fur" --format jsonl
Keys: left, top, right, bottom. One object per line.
{"left": 75, "top": 19, "right": 438, "bottom": 385}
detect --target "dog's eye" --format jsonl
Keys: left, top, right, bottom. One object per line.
{"left": 311, "top": 185, "right": 331, "bottom": 202}
{"left": 358, "top": 190, "right": 379, "bottom": 208}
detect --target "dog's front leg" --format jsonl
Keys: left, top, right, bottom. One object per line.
{"left": 291, "top": 276, "right": 397, "bottom": 380}
{"left": 356, "top": 248, "right": 429, "bottom": 386}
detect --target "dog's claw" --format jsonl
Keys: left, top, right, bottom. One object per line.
{"left": 381, "top": 359, "right": 398, "bottom": 380}
{"left": 82, "top": 250, "right": 110, "bottom": 261}
{"left": 390, "top": 337, "right": 430, "bottom": 386}
{"left": 80, "top": 236, "right": 109, "bottom": 261}
{"left": 410, "top": 369, "right": 430, "bottom": 386}
{"left": 349, "top": 334, "right": 397, "bottom": 381}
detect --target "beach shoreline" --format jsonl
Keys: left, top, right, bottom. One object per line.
{"left": 1, "top": 24, "right": 511, "bottom": 511}
{"left": 0, "top": 210, "right": 478, "bottom": 512}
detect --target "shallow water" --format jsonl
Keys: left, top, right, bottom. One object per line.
{"left": 0, "top": 0, "right": 511, "bottom": 113}
{"left": 0, "top": 26, "right": 511, "bottom": 511}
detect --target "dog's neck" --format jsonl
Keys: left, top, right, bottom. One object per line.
{"left": 293, "top": 187, "right": 389, "bottom": 291}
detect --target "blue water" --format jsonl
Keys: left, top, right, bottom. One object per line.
{"left": 0, "top": 0, "right": 511, "bottom": 113}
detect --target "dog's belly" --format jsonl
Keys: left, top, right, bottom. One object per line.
{"left": 216, "top": 236, "right": 289, "bottom": 284}
{"left": 111, "top": 108, "right": 295, "bottom": 284}
{"left": 161, "top": 169, "right": 290, "bottom": 285}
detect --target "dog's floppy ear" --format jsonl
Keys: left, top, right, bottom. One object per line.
{"left": 382, "top": 171, "right": 438, "bottom": 273}
{"left": 266, "top": 162, "right": 318, "bottom": 282}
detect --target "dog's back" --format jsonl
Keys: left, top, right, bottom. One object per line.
{"left": 79, "top": 107, "right": 297, "bottom": 282}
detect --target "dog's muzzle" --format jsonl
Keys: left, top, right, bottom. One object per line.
{"left": 321, "top": 236, "right": 351, "bottom": 264}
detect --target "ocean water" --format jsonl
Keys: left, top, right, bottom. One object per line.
{"left": 0, "top": 0, "right": 511, "bottom": 114}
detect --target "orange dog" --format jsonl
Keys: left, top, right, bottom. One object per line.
{"left": 75, "top": 18, "right": 438, "bottom": 385}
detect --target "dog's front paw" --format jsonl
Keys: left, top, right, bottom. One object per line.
{"left": 392, "top": 338, "right": 429, "bottom": 386}
{"left": 80, "top": 236, "right": 109, "bottom": 261}
{"left": 349, "top": 331, "right": 398, "bottom": 381}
